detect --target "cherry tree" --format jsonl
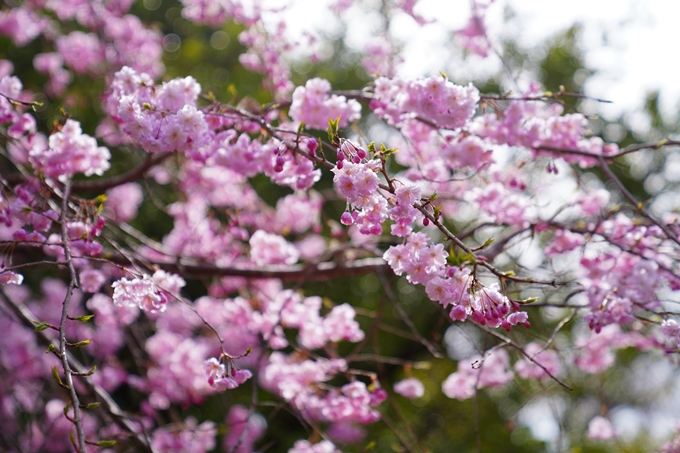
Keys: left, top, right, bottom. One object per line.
{"left": 0, "top": 1, "right": 679, "bottom": 452}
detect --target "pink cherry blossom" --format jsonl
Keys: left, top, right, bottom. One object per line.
{"left": 249, "top": 230, "right": 300, "bottom": 266}
{"left": 394, "top": 377, "right": 425, "bottom": 399}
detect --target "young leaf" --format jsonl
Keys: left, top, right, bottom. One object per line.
{"left": 52, "top": 367, "right": 63, "bottom": 385}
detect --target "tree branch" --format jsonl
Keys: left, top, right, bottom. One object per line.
{"left": 57, "top": 180, "right": 86, "bottom": 453}
{"left": 71, "top": 153, "right": 171, "bottom": 192}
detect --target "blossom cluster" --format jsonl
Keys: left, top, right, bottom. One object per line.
{"left": 454, "top": 1, "right": 492, "bottom": 57}
{"left": 238, "top": 22, "right": 295, "bottom": 98}
{"left": 180, "top": 0, "right": 261, "bottom": 26}
{"left": 29, "top": 119, "right": 111, "bottom": 180}
{"left": 289, "top": 78, "right": 362, "bottom": 129}
{"left": 261, "top": 353, "right": 384, "bottom": 426}
{"left": 332, "top": 160, "right": 388, "bottom": 235}
{"left": 471, "top": 84, "right": 619, "bottom": 167}
{"left": 289, "top": 440, "right": 339, "bottom": 453}
{"left": 1, "top": 73, "right": 112, "bottom": 181}
{"left": 111, "top": 270, "right": 185, "bottom": 314}
{"left": 109, "top": 67, "right": 210, "bottom": 156}
{"left": 371, "top": 75, "right": 480, "bottom": 129}
{"left": 249, "top": 230, "right": 300, "bottom": 266}
{"left": 384, "top": 233, "right": 529, "bottom": 330}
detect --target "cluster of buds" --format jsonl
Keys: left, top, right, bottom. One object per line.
{"left": 336, "top": 139, "right": 367, "bottom": 169}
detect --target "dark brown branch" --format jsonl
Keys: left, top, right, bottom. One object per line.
{"left": 9, "top": 243, "right": 390, "bottom": 282}
{"left": 109, "top": 254, "right": 390, "bottom": 282}
{"left": 2, "top": 153, "right": 171, "bottom": 192}
{"left": 71, "top": 153, "right": 171, "bottom": 192}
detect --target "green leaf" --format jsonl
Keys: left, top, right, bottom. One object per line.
{"left": 96, "top": 440, "right": 117, "bottom": 447}
{"left": 69, "top": 339, "right": 91, "bottom": 348}
{"left": 433, "top": 205, "right": 441, "bottom": 221}
{"left": 327, "top": 124, "right": 334, "bottom": 143}
{"left": 459, "top": 252, "right": 475, "bottom": 264}
{"left": 34, "top": 322, "right": 49, "bottom": 332}
{"left": 481, "top": 237, "right": 494, "bottom": 249}
{"left": 517, "top": 297, "right": 539, "bottom": 305}
{"left": 83, "top": 402, "right": 101, "bottom": 409}
{"left": 46, "top": 344, "right": 56, "bottom": 354}
{"left": 52, "top": 367, "right": 63, "bottom": 385}
{"left": 327, "top": 117, "right": 340, "bottom": 143}
{"left": 72, "top": 315, "right": 94, "bottom": 323}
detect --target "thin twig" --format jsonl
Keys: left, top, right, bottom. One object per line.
{"left": 57, "top": 180, "right": 86, "bottom": 453}
{"left": 478, "top": 325, "right": 573, "bottom": 391}
{"left": 598, "top": 156, "right": 680, "bottom": 247}
{"left": 377, "top": 270, "right": 444, "bottom": 358}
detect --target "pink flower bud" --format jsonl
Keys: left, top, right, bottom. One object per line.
{"left": 340, "top": 210, "right": 353, "bottom": 225}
